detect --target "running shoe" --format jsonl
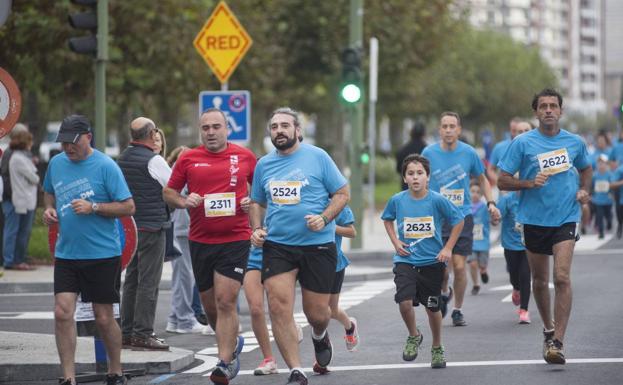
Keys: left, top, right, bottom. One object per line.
{"left": 471, "top": 285, "right": 480, "bottom": 295}
{"left": 312, "top": 361, "right": 331, "bottom": 375}
{"left": 430, "top": 345, "right": 447, "bottom": 368}
{"left": 440, "top": 286, "right": 453, "bottom": 318}
{"left": 253, "top": 357, "right": 278, "bottom": 375}
{"left": 312, "top": 332, "right": 333, "bottom": 368}
{"left": 544, "top": 339, "right": 566, "bottom": 364}
{"left": 286, "top": 369, "right": 308, "bottom": 385}
{"left": 210, "top": 336, "right": 244, "bottom": 385}
{"left": 176, "top": 319, "right": 205, "bottom": 334}
{"left": 480, "top": 272, "right": 489, "bottom": 284}
{"left": 165, "top": 322, "right": 177, "bottom": 333}
{"left": 105, "top": 374, "right": 127, "bottom": 385}
{"left": 542, "top": 329, "right": 555, "bottom": 362}
{"left": 451, "top": 310, "right": 466, "bottom": 326}
{"left": 511, "top": 289, "right": 520, "bottom": 306}
{"left": 202, "top": 324, "right": 216, "bottom": 336}
{"left": 402, "top": 329, "right": 423, "bottom": 361}
{"left": 518, "top": 309, "right": 531, "bottom": 324}
{"left": 344, "top": 317, "right": 360, "bottom": 352}
{"left": 58, "top": 379, "right": 75, "bottom": 385}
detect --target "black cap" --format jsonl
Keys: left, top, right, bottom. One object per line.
{"left": 56, "top": 115, "right": 92, "bottom": 143}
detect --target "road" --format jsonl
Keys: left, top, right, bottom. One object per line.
{"left": 1, "top": 241, "right": 622, "bottom": 385}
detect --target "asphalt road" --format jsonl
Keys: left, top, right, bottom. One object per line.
{"left": 2, "top": 242, "right": 623, "bottom": 385}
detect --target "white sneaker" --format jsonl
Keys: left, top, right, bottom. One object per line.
{"left": 202, "top": 324, "right": 216, "bottom": 335}
{"left": 177, "top": 319, "right": 205, "bottom": 334}
{"left": 296, "top": 323, "right": 304, "bottom": 343}
{"left": 253, "top": 357, "right": 278, "bottom": 375}
{"left": 165, "top": 322, "right": 178, "bottom": 333}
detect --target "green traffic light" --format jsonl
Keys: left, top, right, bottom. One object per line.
{"left": 620, "top": 103, "right": 623, "bottom": 113}
{"left": 360, "top": 152, "right": 370, "bottom": 164}
{"left": 341, "top": 84, "right": 361, "bottom": 103}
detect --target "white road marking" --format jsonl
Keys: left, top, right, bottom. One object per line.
{"left": 0, "top": 311, "right": 54, "bottom": 319}
{"left": 182, "top": 354, "right": 218, "bottom": 374}
{"left": 491, "top": 283, "right": 553, "bottom": 303}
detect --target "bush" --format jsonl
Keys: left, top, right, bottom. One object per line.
{"left": 28, "top": 208, "right": 52, "bottom": 263}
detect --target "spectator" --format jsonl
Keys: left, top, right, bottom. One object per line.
{"left": 395, "top": 121, "right": 427, "bottom": 190}
{"left": 153, "top": 128, "right": 167, "bottom": 158}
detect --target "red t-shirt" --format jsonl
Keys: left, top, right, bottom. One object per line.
{"left": 167, "top": 143, "right": 257, "bottom": 244}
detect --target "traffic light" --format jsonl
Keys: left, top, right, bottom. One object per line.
{"left": 360, "top": 144, "right": 370, "bottom": 164}
{"left": 340, "top": 47, "right": 362, "bottom": 104}
{"left": 68, "top": 0, "right": 98, "bottom": 55}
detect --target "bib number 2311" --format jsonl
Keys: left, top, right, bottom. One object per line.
{"left": 204, "top": 193, "right": 236, "bottom": 217}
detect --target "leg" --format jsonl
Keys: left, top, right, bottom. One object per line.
{"left": 1, "top": 201, "right": 18, "bottom": 267}
{"left": 518, "top": 251, "right": 532, "bottom": 310}
{"left": 168, "top": 237, "right": 196, "bottom": 329}
{"left": 54, "top": 292, "right": 78, "bottom": 382}
{"left": 93, "top": 303, "right": 122, "bottom": 375}
{"left": 451, "top": 254, "right": 467, "bottom": 308}
{"left": 132, "top": 230, "right": 165, "bottom": 338}
{"left": 302, "top": 288, "right": 331, "bottom": 336}
{"left": 526, "top": 250, "right": 554, "bottom": 330}
{"left": 265, "top": 271, "right": 299, "bottom": 369}
{"left": 398, "top": 300, "right": 417, "bottom": 336}
{"left": 213, "top": 272, "right": 243, "bottom": 363}
{"left": 120, "top": 249, "right": 139, "bottom": 337}
{"left": 14, "top": 210, "right": 35, "bottom": 265}
{"left": 504, "top": 250, "right": 520, "bottom": 290}
{"left": 468, "top": 260, "right": 479, "bottom": 288}
{"left": 595, "top": 205, "right": 605, "bottom": 237}
{"left": 425, "top": 308, "right": 442, "bottom": 347}
{"left": 200, "top": 288, "right": 217, "bottom": 330}
{"left": 243, "top": 270, "right": 273, "bottom": 359}
{"left": 329, "top": 293, "right": 352, "bottom": 330}
{"left": 551, "top": 240, "right": 574, "bottom": 342}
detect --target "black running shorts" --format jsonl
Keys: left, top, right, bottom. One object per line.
{"left": 54, "top": 256, "right": 121, "bottom": 303}
{"left": 262, "top": 240, "right": 337, "bottom": 294}
{"left": 523, "top": 222, "right": 579, "bottom": 256}
{"left": 330, "top": 268, "right": 346, "bottom": 295}
{"left": 393, "top": 262, "right": 444, "bottom": 312}
{"left": 190, "top": 240, "right": 250, "bottom": 292}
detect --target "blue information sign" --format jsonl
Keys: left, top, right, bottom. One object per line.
{"left": 198, "top": 90, "right": 251, "bottom": 144}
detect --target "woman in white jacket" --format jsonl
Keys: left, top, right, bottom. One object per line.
{"left": 5, "top": 130, "right": 39, "bottom": 270}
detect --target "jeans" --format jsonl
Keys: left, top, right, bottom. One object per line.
{"left": 121, "top": 229, "right": 165, "bottom": 339}
{"left": 2, "top": 201, "right": 35, "bottom": 267}
{"left": 167, "top": 236, "right": 196, "bottom": 329}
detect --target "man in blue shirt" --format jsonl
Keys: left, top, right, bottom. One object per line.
{"left": 422, "top": 112, "right": 500, "bottom": 327}
{"left": 249, "top": 107, "right": 349, "bottom": 385}
{"left": 498, "top": 88, "right": 591, "bottom": 365}
{"left": 42, "top": 115, "right": 135, "bottom": 385}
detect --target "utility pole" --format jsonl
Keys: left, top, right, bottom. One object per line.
{"left": 94, "top": 0, "right": 108, "bottom": 152}
{"left": 347, "top": 0, "right": 364, "bottom": 248}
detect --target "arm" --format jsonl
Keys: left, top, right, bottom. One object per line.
{"left": 498, "top": 171, "right": 548, "bottom": 191}
{"left": 438, "top": 219, "right": 464, "bottom": 263}
{"left": 336, "top": 224, "right": 356, "bottom": 238}
{"left": 576, "top": 166, "right": 592, "bottom": 204}
{"left": 305, "top": 184, "right": 350, "bottom": 232}
{"left": 163, "top": 186, "right": 204, "bottom": 209}
{"left": 477, "top": 173, "right": 500, "bottom": 221}
{"left": 42, "top": 192, "right": 58, "bottom": 225}
{"left": 383, "top": 219, "right": 409, "bottom": 256}
{"left": 70, "top": 198, "right": 135, "bottom": 218}
{"left": 249, "top": 201, "right": 267, "bottom": 247}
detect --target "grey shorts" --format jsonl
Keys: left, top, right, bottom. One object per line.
{"left": 467, "top": 250, "right": 490, "bottom": 266}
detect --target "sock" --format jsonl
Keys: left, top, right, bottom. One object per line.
{"left": 291, "top": 367, "right": 306, "bottom": 377}
{"left": 312, "top": 329, "right": 326, "bottom": 340}
{"left": 345, "top": 323, "right": 355, "bottom": 335}
{"left": 453, "top": 308, "right": 461, "bottom": 312}
{"left": 442, "top": 290, "right": 450, "bottom": 296}
{"left": 544, "top": 327, "right": 555, "bottom": 333}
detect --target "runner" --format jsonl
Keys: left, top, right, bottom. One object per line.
{"left": 422, "top": 111, "right": 500, "bottom": 326}
{"left": 249, "top": 107, "right": 349, "bottom": 385}
{"left": 592, "top": 155, "right": 614, "bottom": 239}
{"left": 313, "top": 205, "right": 359, "bottom": 375}
{"left": 163, "top": 108, "right": 256, "bottom": 384}
{"left": 467, "top": 182, "right": 490, "bottom": 295}
{"left": 382, "top": 154, "right": 464, "bottom": 369}
{"left": 498, "top": 88, "right": 591, "bottom": 364}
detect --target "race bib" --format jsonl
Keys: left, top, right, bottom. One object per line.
{"left": 473, "top": 223, "right": 484, "bottom": 241}
{"left": 403, "top": 216, "right": 435, "bottom": 239}
{"left": 537, "top": 148, "right": 571, "bottom": 175}
{"left": 269, "top": 181, "right": 302, "bottom": 205}
{"left": 204, "top": 193, "right": 236, "bottom": 217}
{"left": 595, "top": 180, "right": 610, "bottom": 193}
{"left": 441, "top": 188, "right": 464, "bottom": 206}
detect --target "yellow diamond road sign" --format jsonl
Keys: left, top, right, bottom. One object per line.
{"left": 194, "top": 1, "right": 252, "bottom": 84}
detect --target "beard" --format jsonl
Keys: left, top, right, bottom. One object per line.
{"left": 272, "top": 134, "right": 297, "bottom": 151}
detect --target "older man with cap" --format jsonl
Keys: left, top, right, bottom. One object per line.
{"left": 43, "top": 114, "right": 135, "bottom": 385}
{"left": 117, "top": 117, "right": 173, "bottom": 350}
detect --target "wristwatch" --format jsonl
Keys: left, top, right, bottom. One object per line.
{"left": 92, "top": 202, "right": 100, "bottom": 213}
{"left": 487, "top": 201, "right": 496, "bottom": 208}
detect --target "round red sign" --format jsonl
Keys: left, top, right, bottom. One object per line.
{"left": 0, "top": 67, "right": 22, "bottom": 139}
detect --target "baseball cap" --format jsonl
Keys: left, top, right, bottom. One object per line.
{"left": 598, "top": 153, "right": 609, "bottom": 162}
{"left": 56, "top": 115, "right": 92, "bottom": 143}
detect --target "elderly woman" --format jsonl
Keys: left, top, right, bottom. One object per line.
{"left": 4, "top": 130, "right": 39, "bottom": 270}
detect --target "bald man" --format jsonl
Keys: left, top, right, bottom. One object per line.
{"left": 118, "top": 117, "right": 173, "bottom": 350}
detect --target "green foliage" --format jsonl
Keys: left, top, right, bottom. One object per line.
{"left": 374, "top": 181, "right": 400, "bottom": 208}
{"left": 27, "top": 208, "right": 51, "bottom": 262}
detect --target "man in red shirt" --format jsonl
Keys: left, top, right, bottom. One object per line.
{"left": 164, "top": 108, "right": 256, "bottom": 385}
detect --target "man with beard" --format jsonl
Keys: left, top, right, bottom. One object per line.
{"left": 163, "top": 108, "right": 256, "bottom": 385}
{"left": 249, "top": 107, "right": 350, "bottom": 385}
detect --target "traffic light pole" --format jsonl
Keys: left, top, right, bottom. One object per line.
{"left": 348, "top": 0, "right": 364, "bottom": 249}
{"left": 94, "top": 0, "right": 108, "bottom": 152}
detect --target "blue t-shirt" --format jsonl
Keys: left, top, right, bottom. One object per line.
{"left": 422, "top": 142, "right": 485, "bottom": 216}
{"left": 609, "top": 142, "right": 623, "bottom": 165}
{"left": 471, "top": 201, "right": 490, "bottom": 252}
{"left": 590, "top": 147, "right": 611, "bottom": 169}
{"left": 592, "top": 171, "right": 614, "bottom": 206}
{"left": 247, "top": 245, "right": 263, "bottom": 271}
{"left": 251, "top": 143, "right": 347, "bottom": 246}
{"left": 335, "top": 206, "right": 354, "bottom": 272}
{"left": 381, "top": 190, "right": 464, "bottom": 267}
{"left": 497, "top": 128, "right": 590, "bottom": 226}
{"left": 489, "top": 139, "right": 511, "bottom": 169}
{"left": 43, "top": 150, "right": 132, "bottom": 260}
{"left": 613, "top": 166, "right": 623, "bottom": 204}
{"left": 497, "top": 192, "right": 524, "bottom": 251}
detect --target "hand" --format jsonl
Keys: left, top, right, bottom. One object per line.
{"left": 71, "top": 199, "right": 94, "bottom": 215}
{"left": 43, "top": 208, "right": 58, "bottom": 225}
{"left": 240, "top": 197, "right": 251, "bottom": 213}
{"left": 576, "top": 189, "right": 590, "bottom": 204}
{"left": 393, "top": 240, "right": 410, "bottom": 256}
{"left": 532, "top": 172, "right": 549, "bottom": 188}
{"left": 488, "top": 205, "right": 501, "bottom": 223}
{"left": 305, "top": 214, "right": 326, "bottom": 232}
{"left": 185, "top": 193, "right": 204, "bottom": 208}
{"left": 436, "top": 247, "right": 452, "bottom": 263}
{"left": 251, "top": 227, "right": 267, "bottom": 247}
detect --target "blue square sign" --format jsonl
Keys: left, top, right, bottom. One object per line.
{"left": 199, "top": 90, "right": 251, "bottom": 144}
